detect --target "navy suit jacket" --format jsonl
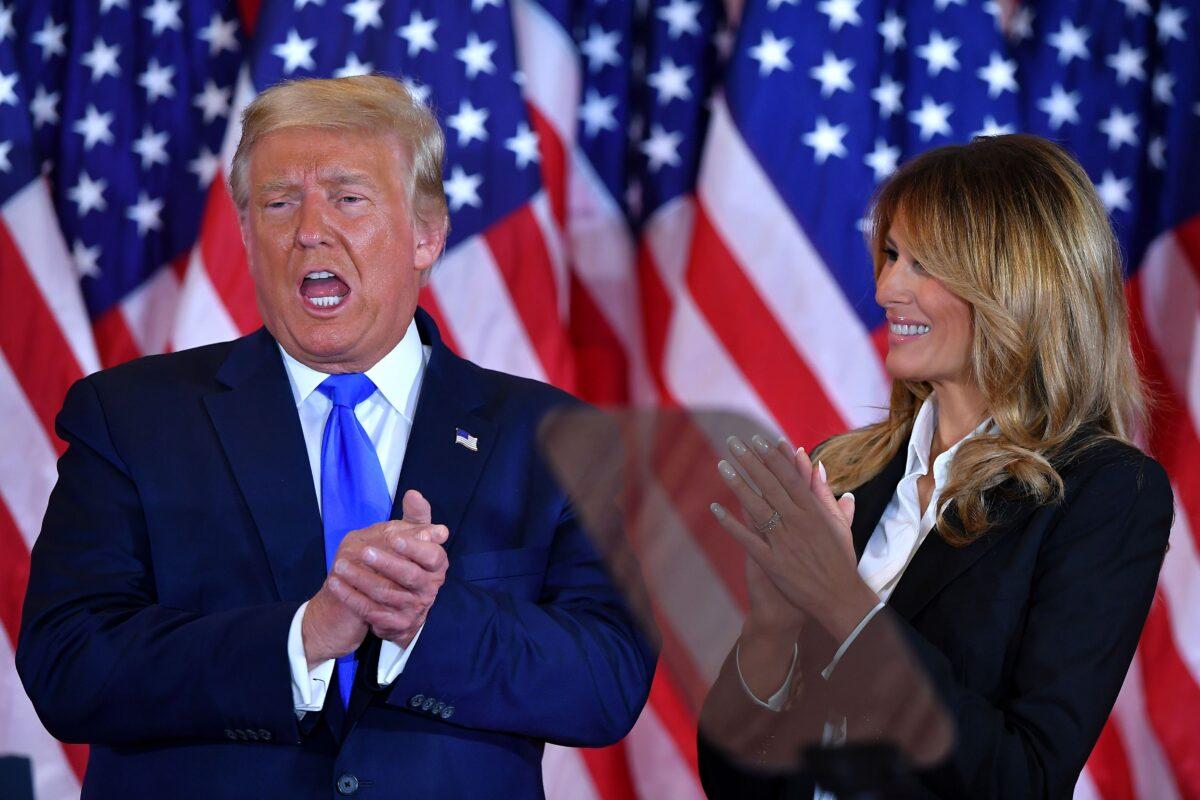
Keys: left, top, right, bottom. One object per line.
{"left": 18, "top": 309, "right": 656, "bottom": 799}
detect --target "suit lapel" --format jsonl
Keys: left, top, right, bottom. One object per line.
{"left": 204, "top": 329, "right": 326, "bottom": 603}
{"left": 849, "top": 446, "right": 908, "bottom": 560}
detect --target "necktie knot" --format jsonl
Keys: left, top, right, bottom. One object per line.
{"left": 318, "top": 373, "right": 377, "bottom": 409}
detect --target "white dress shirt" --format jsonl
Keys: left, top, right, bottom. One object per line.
{"left": 280, "top": 319, "right": 430, "bottom": 715}
{"left": 739, "top": 395, "right": 992, "bottom": 709}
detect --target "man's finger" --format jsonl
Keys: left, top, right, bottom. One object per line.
{"left": 362, "top": 546, "right": 436, "bottom": 592}
{"left": 402, "top": 490, "right": 432, "bottom": 525}
{"left": 382, "top": 535, "right": 448, "bottom": 572}
{"left": 334, "top": 557, "right": 412, "bottom": 608}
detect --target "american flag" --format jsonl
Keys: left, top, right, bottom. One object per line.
{"left": 1, "top": 0, "right": 1198, "bottom": 798}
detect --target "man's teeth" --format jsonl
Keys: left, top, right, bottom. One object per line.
{"left": 305, "top": 270, "right": 335, "bottom": 280}
{"left": 308, "top": 295, "right": 344, "bottom": 308}
{"left": 890, "top": 323, "right": 931, "bottom": 336}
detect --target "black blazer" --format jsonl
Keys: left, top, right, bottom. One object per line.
{"left": 698, "top": 435, "right": 1173, "bottom": 799}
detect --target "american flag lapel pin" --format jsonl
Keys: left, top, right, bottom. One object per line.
{"left": 455, "top": 428, "right": 479, "bottom": 452}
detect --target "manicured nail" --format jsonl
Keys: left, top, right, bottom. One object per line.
{"left": 710, "top": 503, "right": 727, "bottom": 520}
{"left": 796, "top": 446, "right": 806, "bottom": 457}
{"left": 718, "top": 460, "right": 738, "bottom": 480}
{"left": 363, "top": 548, "right": 378, "bottom": 564}
{"left": 751, "top": 435, "right": 771, "bottom": 455}
{"left": 726, "top": 436, "right": 748, "bottom": 456}
{"left": 817, "top": 461, "right": 827, "bottom": 483}
{"left": 842, "top": 492, "right": 854, "bottom": 503}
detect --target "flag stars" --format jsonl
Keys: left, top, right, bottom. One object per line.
{"left": 73, "top": 105, "right": 115, "bottom": 150}
{"left": 132, "top": 126, "right": 170, "bottom": 169}
{"left": 580, "top": 25, "right": 621, "bottom": 73}
{"left": 0, "top": 69, "right": 15, "bottom": 107}
{"left": 403, "top": 78, "right": 431, "bottom": 106}
{"left": 1148, "top": 136, "right": 1166, "bottom": 169}
{"left": 194, "top": 80, "right": 232, "bottom": 123}
{"left": 1156, "top": 4, "right": 1187, "bottom": 44}
{"left": 1048, "top": 19, "right": 1090, "bottom": 64}
{"left": 810, "top": 52, "right": 854, "bottom": 97}
{"left": 343, "top": 0, "right": 383, "bottom": 34}
{"left": 1008, "top": 6, "right": 1034, "bottom": 42}
{"left": 871, "top": 75, "right": 903, "bottom": 118}
{"left": 657, "top": 0, "right": 702, "bottom": 39}
{"left": 294, "top": 0, "right": 323, "bottom": 8}
{"left": 864, "top": 138, "right": 900, "bottom": 181}
{"left": 974, "top": 116, "right": 1015, "bottom": 138}
{"left": 1095, "top": 170, "right": 1131, "bottom": 213}
{"left": 100, "top": 0, "right": 128, "bottom": 12}
{"left": 641, "top": 124, "right": 683, "bottom": 172}
{"left": 471, "top": 0, "right": 502, "bottom": 10}
{"left": 908, "top": 96, "right": 954, "bottom": 140}
{"left": 138, "top": 58, "right": 176, "bottom": 103}
{"left": 1153, "top": 71, "right": 1175, "bottom": 105}
{"left": 31, "top": 86, "right": 59, "bottom": 128}
{"left": 398, "top": 11, "right": 438, "bottom": 57}
{"left": 334, "top": 53, "right": 373, "bottom": 78}
{"left": 443, "top": 165, "right": 483, "bottom": 211}
{"left": 0, "top": 140, "right": 11, "bottom": 172}
{"left": 447, "top": 99, "right": 489, "bottom": 146}
{"left": 1117, "top": 0, "right": 1150, "bottom": 17}
{"left": 0, "top": 3, "right": 11, "bottom": 40}
{"left": 935, "top": 0, "right": 965, "bottom": 8}
{"left": 127, "top": 192, "right": 165, "bottom": 236}
{"left": 272, "top": 29, "right": 317, "bottom": 74}
{"left": 877, "top": 11, "right": 905, "bottom": 52}
{"left": 72, "top": 240, "right": 102, "bottom": 280}
{"left": 68, "top": 172, "right": 109, "bottom": 216}
{"left": 505, "top": 123, "right": 540, "bottom": 169}
{"left": 648, "top": 57, "right": 694, "bottom": 105}
{"left": 82, "top": 37, "right": 122, "bottom": 82}
{"left": 748, "top": 30, "right": 793, "bottom": 76}
{"left": 817, "top": 0, "right": 862, "bottom": 31}
{"left": 142, "top": 0, "right": 182, "bottom": 36}
{"left": 579, "top": 90, "right": 618, "bottom": 136}
{"left": 1098, "top": 108, "right": 1139, "bottom": 150}
{"left": 977, "top": 52, "right": 1016, "bottom": 97}
{"left": 189, "top": 148, "right": 219, "bottom": 188}
{"left": 456, "top": 33, "right": 498, "bottom": 79}
{"left": 803, "top": 117, "right": 848, "bottom": 164}
{"left": 199, "top": 13, "right": 239, "bottom": 56}
{"left": 1038, "top": 84, "right": 1081, "bottom": 129}
{"left": 1105, "top": 41, "right": 1146, "bottom": 85}
{"left": 916, "top": 31, "right": 960, "bottom": 76}
{"left": 32, "top": 16, "right": 67, "bottom": 60}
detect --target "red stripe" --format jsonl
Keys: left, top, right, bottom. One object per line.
{"left": 483, "top": 204, "right": 575, "bottom": 391}
{"left": 1138, "top": 599, "right": 1200, "bottom": 797}
{"left": 198, "top": 179, "right": 261, "bottom": 335}
{"left": 235, "top": 0, "right": 260, "bottom": 35}
{"left": 0, "top": 219, "right": 83, "bottom": 455}
{"left": 0, "top": 499, "right": 29, "bottom": 651}
{"left": 1173, "top": 214, "right": 1200, "bottom": 281}
{"left": 92, "top": 306, "right": 142, "bottom": 369}
{"left": 578, "top": 742, "right": 639, "bottom": 800}
{"left": 686, "top": 202, "right": 847, "bottom": 445}
{"left": 636, "top": 241, "right": 678, "bottom": 405}
{"left": 1085, "top": 720, "right": 1136, "bottom": 800}
{"left": 569, "top": 275, "right": 629, "bottom": 404}
{"left": 870, "top": 320, "right": 889, "bottom": 364}
{"left": 647, "top": 665, "right": 700, "bottom": 773}
{"left": 416, "top": 290, "right": 462, "bottom": 354}
{"left": 527, "top": 104, "right": 567, "bottom": 231}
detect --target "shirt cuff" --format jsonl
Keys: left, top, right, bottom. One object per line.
{"left": 288, "top": 601, "right": 335, "bottom": 717}
{"left": 821, "top": 601, "right": 886, "bottom": 681}
{"left": 377, "top": 624, "right": 425, "bottom": 686}
{"left": 735, "top": 640, "right": 799, "bottom": 712}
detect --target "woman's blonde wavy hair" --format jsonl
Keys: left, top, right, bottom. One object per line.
{"left": 813, "top": 134, "right": 1147, "bottom": 545}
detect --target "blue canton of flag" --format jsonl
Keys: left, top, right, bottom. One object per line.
{"left": 454, "top": 426, "right": 478, "bottom": 451}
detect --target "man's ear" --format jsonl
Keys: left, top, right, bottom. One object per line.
{"left": 414, "top": 215, "right": 448, "bottom": 273}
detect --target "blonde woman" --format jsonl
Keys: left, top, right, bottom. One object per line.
{"left": 698, "top": 134, "right": 1173, "bottom": 799}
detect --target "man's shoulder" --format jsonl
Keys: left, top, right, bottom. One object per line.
{"left": 85, "top": 337, "right": 242, "bottom": 396}
{"left": 445, "top": 353, "right": 584, "bottom": 418}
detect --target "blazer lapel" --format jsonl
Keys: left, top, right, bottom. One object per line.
{"left": 204, "top": 329, "right": 326, "bottom": 603}
{"left": 849, "top": 446, "right": 908, "bottom": 560}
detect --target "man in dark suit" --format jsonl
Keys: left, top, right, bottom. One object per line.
{"left": 17, "top": 75, "right": 655, "bottom": 799}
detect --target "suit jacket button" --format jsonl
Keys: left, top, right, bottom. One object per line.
{"left": 246, "top": 729, "right": 259, "bottom": 741}
{"left": 433, "top": 701, "right": 445, "bottom": 715}
{"left": 409, "top": 694, "right": 425, "bottom": 708}
{"left": 421, "top": 697, "right": 435, "bottom": 712}
{"left": 336, "top": 773, "right": 359, "bottom": 795}
{"left": 224, "top": 729, "right": 237, "bottom": 740}
{"left": 440, "top": 706, "right": 455, "bottom": 720}
{"left": 257, "top": 729, "right": 272, "bottom": 741}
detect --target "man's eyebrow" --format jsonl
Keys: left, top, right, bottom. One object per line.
{"left": 254, "top": 171, "right": 378, "bottom": 195}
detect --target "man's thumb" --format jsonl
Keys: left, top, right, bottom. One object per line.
{"left": 402, "top": 489, "right": 432, "bottom": 524}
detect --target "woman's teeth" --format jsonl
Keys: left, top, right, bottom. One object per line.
{"left": 890, "top": 323, "right": 930, "bottom": 336}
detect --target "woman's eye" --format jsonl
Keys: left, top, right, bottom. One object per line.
{"left": 911, "top": 260, "right": 927, "bottom": 274}
{"left": 882, "top": 247, "right": 899, "bottom": 262}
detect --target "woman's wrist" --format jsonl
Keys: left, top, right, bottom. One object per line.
{"left": 818, "top": 578, "right": 884, "bottom": 644}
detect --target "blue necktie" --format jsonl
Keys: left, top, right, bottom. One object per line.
{"left": 317, "top": 373, "right": 392, "bottom": 708}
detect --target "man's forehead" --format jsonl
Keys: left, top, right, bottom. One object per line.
{"left": 249, "top": 127, "right": 404, "bottom": 169}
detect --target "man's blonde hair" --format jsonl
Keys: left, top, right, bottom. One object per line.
{"left": 814, "top": 134, "right": 1147, "bottom": 543}
{"left": 230, "top": 74, "right": 448, "bottom": 228}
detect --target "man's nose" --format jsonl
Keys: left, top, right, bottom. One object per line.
{"left": 294, "top": 198, "right": 331, "bottom": 248}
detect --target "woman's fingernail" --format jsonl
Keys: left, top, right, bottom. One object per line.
{"left": 718, "top": 460, "right": 738, "bottom": 480}
{"left": 817, "top": 461, "right": 828, "bottom": 483}
{"left": 796, "top": 446, "right": 806, "bottom": 457}
{"left": 842, "top": 492, "right": 854, "bottom": 503}
{"left": 751, "top": 435, "right": 771, "bottom": 454}
{"left": 726, "top": 436, "right": 748, "bottom": 456}
{"left": 710, "top": 503, "right": 727, "bottom": 520}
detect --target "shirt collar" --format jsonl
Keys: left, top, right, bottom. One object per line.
{"left": 278, "top": 318, "right": 426, "bottom": 423}
{"left": 904, "top": 395, "right": 992, "bottom": 480}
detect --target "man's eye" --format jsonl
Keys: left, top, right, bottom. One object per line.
{"left": 339, "top": 195, "right": 363, "bottom": 204}
{"left": 265, "top": 200, "right": 290, "bottom": 209}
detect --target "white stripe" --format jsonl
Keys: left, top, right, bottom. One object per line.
{"left": 542, "top": 744, "right": 600, "bottom": 800}
{"left": 698, "top": 96, "right": 889, "bottom": 428}
{"left": 171, "top": 248, "right": 240, "bottom": 351}
{"left": 645, "top": 197, "right": 695, "bottom": 295}
{"left": 2, "top": 178, "right": 100, "bottom": 376}
{"left": 530, "top": 191, "right": 569, "bottom": 319}
{"left": 0, "top": 630, "right": 81, "bottom": 800}
{"left": 0, "top": 354, "right": 60, "bottom": 548}
{"left": 511, "top": 0, "right": 579, "bottom": 144}
{"left": 1071, "top": 768, "right": 1101, "bottom": 800}
{"left": 626, "top": 704, "right": 705, "bottom": 799}
{"left": 1160, "top": 493, "right": 1200, "bottom": 687}
{"left": 1113, "top": 654, "right": 1182, "bottom": 800}
{"left": 430, "top": 237, "right": 546, "bottom": 382}
{"left": 220, "top": 68, "right": 256, "bottom": 176}
{"left": 119, "top": 266, "right": 181, "bottom": 356}
{"left": 1137, "top": 230, "right": 1200, "bottom": 424}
